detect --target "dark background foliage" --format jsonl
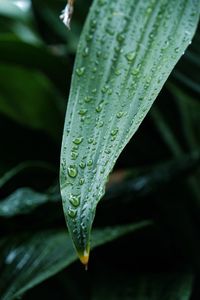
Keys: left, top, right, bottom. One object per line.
{"left": 0, "top": 0, "right": 200, "bottom": 299}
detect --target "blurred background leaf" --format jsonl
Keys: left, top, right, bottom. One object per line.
{"left": 0, "top": 222, "right": 151, "bottom": 300}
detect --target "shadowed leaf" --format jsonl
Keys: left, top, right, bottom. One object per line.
{"left": 0, "top": 221, "right": 151, "bottom": 300}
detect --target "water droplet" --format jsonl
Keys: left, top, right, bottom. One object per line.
{"left": 90, "top": 19, "right": 97, "bottom": 28}
{"left": 69, "top": 194, "right": 80, "bottom": 207}
{"left": 98, "top": 0, "right": 106, "bottom": 6}
{"left": 101, "top": 85, "right": 109, "bottom": 93}
{"left": 131, "top": 68, "right": 140, "bottom": 76}
{"left": 106, "top": 28, "right": 115, "bottom": 36}
{"left": 98, "top": 121, "right": 104, "bottom": 127}
{"left": 92, "top": 88, "right": 97, "bottom": 94}
{"left": 100, "top": 167, "right": 106, "bottom": 174}
{"left": 88, "top": 137, "right": 94, "bottom": 144}
{"left": 111, "top": 128, "right": 119, "bottom": 136}
{"left": 146, "top": 7, "right": 152, "bottom": 15}
{"left": 79, "top": 161, "right": 86, "bottom": 169}
{"left": 76, "top": 67, "right": 85, "bottom": 76}
{"left": 73, "top": 137, "right": 83, "bottom": 144}
{"left": 82, "top": 47, "right": 89, "bottom": 57}
{"left": 92, "top": 67, "right": 97, "bottom": 73}
{"left": 68, "top": 207, "right": 77, "bottom": 218}
{"left": 67, "top": 165, "right": 78, "bottom": 178}
{"left": 116, "top": 111, "right": 124, "bottom": 118}
{"left": 96, "top": 50, "right": 101, "bottom": 57}
{"left": 105, "top": 148, "right": 111, "bottom": 154}
{"left": 79, "top": 178, "right": 85, "bottom": 185}
{"left": 84, "top": 96, "right": 93, "bottom": 103}
{"left": 115, "top": 69, "right": 121, "bottom": 76}
{"left": 86, "top": 34, "right": 93, "bottom": 42}
{"left": 71, "top": 151, "right": 78, "bottom": 160}
{"left": 162, "top": 40, "right": 169, "bottom": 51}
{"left": 96, "top": 104, "right": 103, "bottom": 112}
{"left": 72, "top": 145, "right": 78, "bottom": 150}
{"left": 117, "top": 33, "right": 125, "bottom": 43}
{"left": 108, "top": 89, "right": 113, "bottom": 95}
{"left": 87, "top": 159, "right": 93, "bottom": 166}
{"left": 126, "top": 51, "right": 136, "bottom": 62}
{"left": 79, "top": 108, "right": 88, "bottom": 116}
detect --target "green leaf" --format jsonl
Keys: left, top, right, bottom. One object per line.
{"left": 0, "top": 64, "right": 63, "bottom": 139}
{"left": 168, "top": 83, "right": 200, "bottom": 150}
{"left": 0, "top": 221, "right": 151, "bottom": 300}
{"left": 106, "top": 151, "right": 200, "bottom": 201}
{"left": 1, "top": 152, "right": 199, "bottom": 218}
{"left": 172, "top": 25, "right": 200, "bottom": 94}
{"left": 0, "top": 0, "right": 41, "bottom": 44}
{"left": 0, "top": 0, "right": 28, "bottom": 21}
{"left": 0, "top": 187, "right": 58, "bottom": 217}
{"left": 60, "top": 0, "right": 200, "bottom": 263}
{"left": 0, "top": 161, "right": 56, "bottom": 189}
{"left": 0, "top": 37, "right": 67, "bottom": 94}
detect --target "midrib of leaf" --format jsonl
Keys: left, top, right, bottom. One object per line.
{"left": 60, "top": 0, "right": 200, "bottom": 262}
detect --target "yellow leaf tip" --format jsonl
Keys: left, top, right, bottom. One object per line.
{"left": 79, "top": 249, "right": 90, "bottom": 269}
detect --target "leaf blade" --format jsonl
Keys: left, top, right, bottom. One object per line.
{"left": 0, "top": 221, "right": 151, "bottom": 300}
{"left": 60, "top": 0, "right": 200, "bottom": 261}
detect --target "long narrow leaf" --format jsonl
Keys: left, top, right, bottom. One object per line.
{"left": 0, "top": 221, "right": 151, "bottom": 300}
{"left": 60, "top": 0, "right": 200, "bottom": 263}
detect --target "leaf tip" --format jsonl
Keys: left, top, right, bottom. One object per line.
{"left": 78, "top": 249, "right": 90, "bottom": 268}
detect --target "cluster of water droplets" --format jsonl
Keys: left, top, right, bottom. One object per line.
{"left": 60, "top": 0, "right": 198, "bottom": 253}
